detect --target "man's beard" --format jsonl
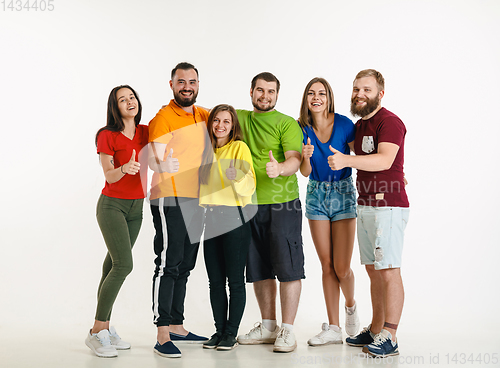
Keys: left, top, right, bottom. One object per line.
{"left": 252, "top": 100, "right": 276, "bottom": 112}
{"left": 174, "top": 89, "right": 198, "bottom": 107}
{"left": 350, "top": 95, "right": 380, "bottom": 118}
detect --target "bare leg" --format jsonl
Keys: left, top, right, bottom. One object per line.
{"left": 365, "top": 265, "right": 385, "bottom": 334}
{"left": 380, "top": 268, "right": 404, "bottom": 340}
{"left": 157, "top": 324, "right": 189, "bottom": 344}
{"left": 91, "top": 320, "right": 110, "bottom": 334}
{"left": 254, "top": 279, "right": 277, "bottom": 320}
{"left": 280, "top": 280, "right": 302, "bottom": 325}
{"left": 157, "top": 326, "right": 170, "bottom": 344}
{"left": 331, "top": 219, "right": 356, "bottom": 308}
{"left": 309, "top": 219, "right": 341, "bottom": 326}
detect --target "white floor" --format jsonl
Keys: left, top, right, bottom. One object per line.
{"left": 2, "top": 324, "right": 499, "bottom": 368}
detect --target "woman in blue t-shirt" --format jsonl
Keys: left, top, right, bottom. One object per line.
{"left": 298, "top": 77, "right": 360, "bottom": 346}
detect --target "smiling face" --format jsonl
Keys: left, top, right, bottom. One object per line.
{"left": 350, "top": 76, "right": 384, "bottom": 119}
{"left": 251, "top": 79, "right": 278, "bottom": 112}
{"left": 116, "top": 88, "right": 139, "bottom": 120}
{"left": 212, "top": 110, "right": 233, "bottom": 147}
{"left": 170, "top": 68, "right": 199, "bottom": 107}
{"left": 307, "top": 82, "right": 329, "bottom": 114}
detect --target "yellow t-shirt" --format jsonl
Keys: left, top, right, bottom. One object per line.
{"left": 199, "top": 140, "right": 256, "bottom": 207}
{"left": 149, "top": 100, "right": 209, "bottom": 199}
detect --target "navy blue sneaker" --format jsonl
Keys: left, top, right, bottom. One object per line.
{"left": 170, "top": 332, "right": 208, "bottom": 344}
{"left": 346, "top": 325, "right": 375, "bottom": 347}
{"left": 153, "top": 341, "right": 181, "bottom": 358}
{"left": 365, "top": 329, "right": 399, "bottom": 357}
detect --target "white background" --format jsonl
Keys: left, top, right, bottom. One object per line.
{"left": 1, "top": 0, "right": 499, "bottom": 362}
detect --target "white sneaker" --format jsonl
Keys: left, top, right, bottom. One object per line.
{"left": 85, "top": 329, "right": 118, "bottom": 358}
{"left": 237, "top": 322, "right": 279, "bottom": 344}
{"left": 307, "top": 323, "right": 343, "bottom": 346}
{"left": 109, "top": 326, "right": 131, "bottom": 350}
{"left": 273, "top": 327, "right": 297, "bottom": 353}
{"left": 345, "top": 303, "right": 360, "bottom": 337}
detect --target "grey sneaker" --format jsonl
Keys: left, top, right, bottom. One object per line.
{"left": 237, "top": 322, "right": 279, "bottom": 344}
{"left": 345, "top": 303, "right": 360, "bottom": 337}
{"left": 273, "top": 327, "right": 297, "bottom": 353}
{"left": 109, "top": 326, "right": 131, "bottom": 350}
{"left": 85, "top": 329, "right": 118, "bottom": 358}
{"left": 307, "top": 323, "right": 343, "bottom": 346}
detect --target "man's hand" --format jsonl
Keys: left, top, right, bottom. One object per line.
{"left": 328, "top": 146, "right": 347, "bottom": 171}
{"left": 226, "top": 159, "right": 237, "bottom": 180}
{"left": 165, "top": 148, "right": 179, "bottom": 173}
{"left": 302, "top": 137, "right": 314, "bottom": 160}
{"left": 122, "top": 149, "right": 140, "bottom": 175}
{"left": 266, "top": 150, "right": 281, "bottom": 178}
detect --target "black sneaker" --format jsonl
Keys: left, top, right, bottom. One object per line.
{"left": 217, "top": 333, "right": 238, "bottom": 350}
{"left": 346, "top": 325, "right": 375, "bottom": 347}
{"left": 203, "top": 332, "right": 223, "bottom": 349}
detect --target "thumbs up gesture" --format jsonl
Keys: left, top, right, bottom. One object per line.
{"left": 226, "top": 159, "right": 237, "bottom": 181}
{"left": 122, "top": 149, "right": 141, "bottom": 175}
{"left": 302, "top": 137, "right": 314, "bottom": 160}
{"left": 165, "top": 148, "right": 180, "bottom": 173}
{"left": 327, "top": 145, "right": 346, "bottom": 171}
{"left": 266, "top": 150, "right": 281, "bottom": 178}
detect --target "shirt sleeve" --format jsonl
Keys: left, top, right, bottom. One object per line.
{"left": 346, "top": 118, "right": 356, "bottom": 143}
{"left": 281, "top": 116, "right": 303, "bottom": 153}
{"left": 148, "top": 112, "right": 171, "bottom": 143}
{"left": 378, "top": 116, "right": 406, "bottom": 147}
{"left": 96, "top": 130, "right": 114, "bottom": 156}
{"left": 232, "top": 142, "right": 256, "bottom": 198}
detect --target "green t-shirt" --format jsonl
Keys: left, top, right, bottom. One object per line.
{"left": 236, "top": 109, "right": 302, "bottom": 204}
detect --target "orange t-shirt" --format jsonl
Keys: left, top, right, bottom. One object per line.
{"left": 149, "top": 100, "right": 209, "bottom": 200}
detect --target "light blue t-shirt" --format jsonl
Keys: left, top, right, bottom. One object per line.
{"left": 302, "top": 113, "right": 355, "bottom": 182}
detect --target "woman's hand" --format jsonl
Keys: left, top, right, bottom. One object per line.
{"left": 226, "top": 159, "right": 237, "bottom": 180}
{"left": 302, "top": 137, "right": 314, "bottom": 160}
{"left": 122, "top": 150, "right": 140, "bottom": 175}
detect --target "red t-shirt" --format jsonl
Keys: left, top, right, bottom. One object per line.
{"left": 354, "top": 108, "right": 409, "bottom": 207}
{"left": 96, "top": 125, "right": 149, "bottom": 199}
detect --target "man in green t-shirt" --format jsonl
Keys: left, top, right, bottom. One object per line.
{"left": 236, "top": 72, "right": 304, "bottom": 353}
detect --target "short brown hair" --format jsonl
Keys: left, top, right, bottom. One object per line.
{"left": 354, "top": 69, "right": 385, "bottom": 91}
{"left": 251, "top": 72, "right": 280, "bottom": 93}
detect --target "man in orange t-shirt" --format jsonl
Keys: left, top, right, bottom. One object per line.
{"left": 148, "top": 62, "right": 210, "bottom": 358}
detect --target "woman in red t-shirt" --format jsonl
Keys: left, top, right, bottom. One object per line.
{"left": 85, "top": 85, "right": 149, "bottom": 358}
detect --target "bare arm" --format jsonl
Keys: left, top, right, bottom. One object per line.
{"left": 148, "top": 142, "right": 179, "bottom": 173}
{"left": 100, "top": 151, "right": 139, "bottom": 184}
{"left": 328, "top": 142, "right": 399, "bottom": 172}
{"left": 348, "top": 140, "right": 355, "bottom": 152}
{"left": 300, "top": 138, "right": 314, "bottom": 177}
{"left": 266, "top": 150, "right": 301, "bottom": 178}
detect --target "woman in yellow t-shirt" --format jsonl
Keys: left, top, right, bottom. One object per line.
{"left": 199, "top": 104, "right": 256, "bottom": 350}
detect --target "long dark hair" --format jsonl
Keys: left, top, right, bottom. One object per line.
{"left": 95, "top": 85, "right": 142, "bottom": 146}
{"left": 298, "top": 77, "right": 335, "bottom": 130}
{"left": 199, "top": 104, "right": 242, "bottom": 185}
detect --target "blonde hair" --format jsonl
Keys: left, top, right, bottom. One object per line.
{"left": 354, "top": 69, "right": 385, "bottom": 91}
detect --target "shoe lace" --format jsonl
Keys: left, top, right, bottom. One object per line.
{"left": 277, "top": 328, "right": 290, "bottom": 341}
{"left": 372, "top": 333, "right": 389, "bottom": 347}
{"left": 249, "top": 322, "right": 263, "bottom": 335}
{"left": 97, "top": 334, "right": 112, "bottom": 347}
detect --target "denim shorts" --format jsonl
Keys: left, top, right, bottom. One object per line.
{"left": 305, "top": 177, "right": 357, "bottom": 222}
{"left": 357, "top": 205, "right": 410, "bottom": 270}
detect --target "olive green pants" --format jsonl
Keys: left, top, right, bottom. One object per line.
{"left": 95, "top": 194, "right": 143, "bottom": 321}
